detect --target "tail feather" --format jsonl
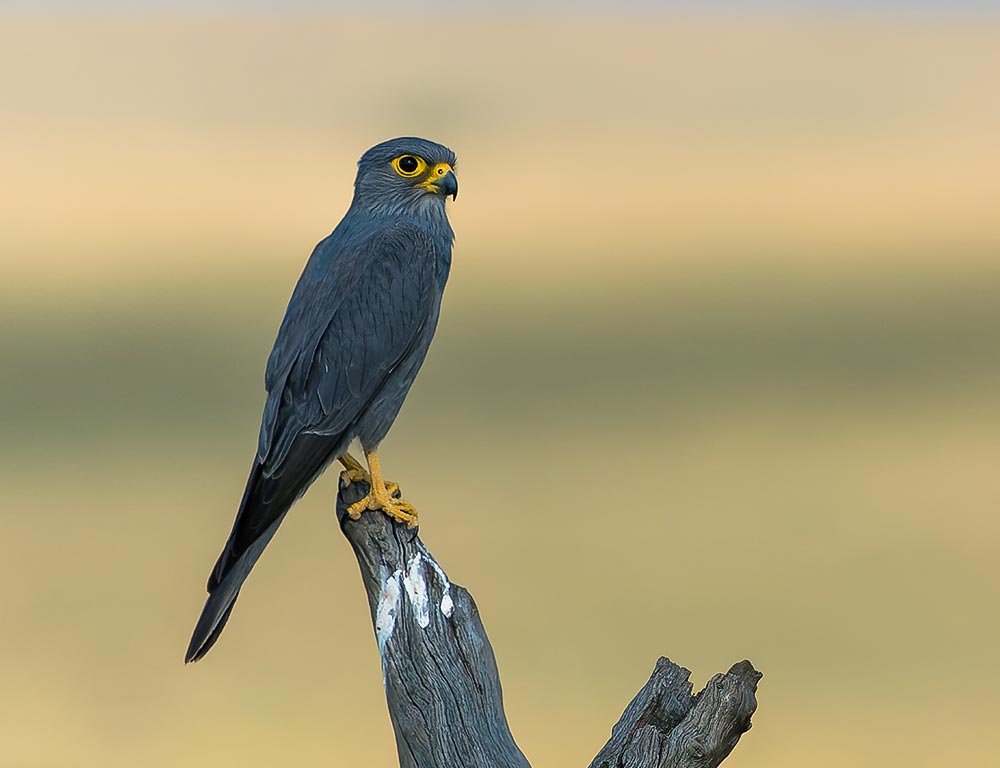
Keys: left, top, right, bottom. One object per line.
{"left": 185, "top": 512, "right": 286, "bottom": 663}
{"left": 186, "top": 597, "right": 236, "bottom": 664}
{"left": 186, "top": 434, "right": 342, "bottom": 663}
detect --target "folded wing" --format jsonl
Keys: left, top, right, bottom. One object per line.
{"left": 186, "top": 222, "right": 438, "bottom": 662}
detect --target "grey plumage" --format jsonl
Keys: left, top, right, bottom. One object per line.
{"left": 186, "top": 137, "right": 457, "bottom": 663}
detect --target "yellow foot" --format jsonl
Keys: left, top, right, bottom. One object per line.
{"left": 345, "top": 484, "right": 418, "bottom": 528}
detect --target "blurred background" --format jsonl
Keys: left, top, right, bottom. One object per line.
{"left": 2, "top": 1, "right": 999, "bottom": 766}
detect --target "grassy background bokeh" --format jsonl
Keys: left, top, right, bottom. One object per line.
{"left": 2, "top": 8, "right": 999, "bottom": 767}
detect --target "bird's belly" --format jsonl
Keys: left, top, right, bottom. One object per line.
{"left": 353, "top": 340, "right": 433, "bottom": 450}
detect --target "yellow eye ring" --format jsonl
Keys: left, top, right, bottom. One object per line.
{"left": 391, "top": 154, "right": 427, "bottom": 178}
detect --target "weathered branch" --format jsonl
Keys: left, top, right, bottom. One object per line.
{"left": 337, "top": 481, "right": 760, "bottom": 768}
{"left": 587, "top": 658, "right": 761, "bottom": 768}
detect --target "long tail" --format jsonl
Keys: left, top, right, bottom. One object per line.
{"left": 185, "top": 435, "right": 340, "bottom": 663}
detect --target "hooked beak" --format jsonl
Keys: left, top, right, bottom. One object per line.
{"left": 436, "top": 169, "right": 459, "bottom": 201}
{"left": 419, "top": 163, "right": 459, "bottom": 200}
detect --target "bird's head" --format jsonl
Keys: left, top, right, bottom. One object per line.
{"left": 353, "top": 137, "right": 458, "bottom": 217}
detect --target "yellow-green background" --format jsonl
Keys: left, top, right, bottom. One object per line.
{"left": 3, "top": 8, "right": 999, "bottom": 767}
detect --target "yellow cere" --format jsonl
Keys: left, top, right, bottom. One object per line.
{"left": 416, "top": 163, "right": 455, "bottom": 193}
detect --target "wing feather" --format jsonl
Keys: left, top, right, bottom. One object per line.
{"left": 261, "top": 221, "right": 437, "bottom": 469}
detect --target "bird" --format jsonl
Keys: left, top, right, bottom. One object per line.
{"left": 185, "top": 137, "right": 458, "bottom": 663}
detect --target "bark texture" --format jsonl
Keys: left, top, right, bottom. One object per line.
{"left": 337, "top": 481, "right": 760, "bottom": 768}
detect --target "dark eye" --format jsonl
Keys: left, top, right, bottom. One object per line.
{"left": 391, "top": 154, "right": 427, "bottom": 178}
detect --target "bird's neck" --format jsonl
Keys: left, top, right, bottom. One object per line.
{"left": 346, "top": 200, "right": 453, "bottom": 246}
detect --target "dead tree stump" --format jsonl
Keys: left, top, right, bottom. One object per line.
{"left": 337, "top": 481, "right": 761, "bottom": 768}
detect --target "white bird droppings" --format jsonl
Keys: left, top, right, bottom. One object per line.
{"left": 375, "top": 565, "right": 402, "bottom": 679}
{"left": 440, "top": 593, "right": 454, "bottom": 618}
{"left": 374, "top": 549, "right": 455, "bottom": 681}
{"left": 403, "top": 554, "right": 431, "bottom": 628}
{"left": 420, "top": 545, "right": 455, "bottom": 619}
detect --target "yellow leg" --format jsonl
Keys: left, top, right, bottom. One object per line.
{"left": 339, "top": 452, "right": 399, "bottom": 496}
{"left": 338, "top": 453, "right": 369, "bottom": 486}
{"left": 345, "top": 449, "right": 418, "bottom": 528}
